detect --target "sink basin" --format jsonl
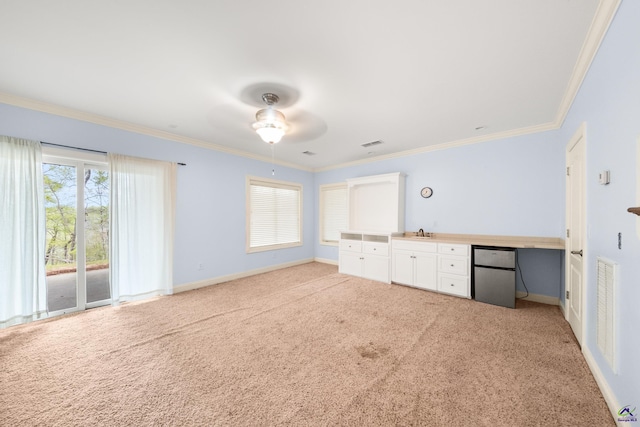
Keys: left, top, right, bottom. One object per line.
{"left": 407, "top": 233, "right": 435, "bottom": 239}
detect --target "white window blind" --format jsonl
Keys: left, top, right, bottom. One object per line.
{"left": 320, "top": 183, "right": 347, "bottom": 244}
{"left": 247, "top": 177, "right": 302, "bottom": 252}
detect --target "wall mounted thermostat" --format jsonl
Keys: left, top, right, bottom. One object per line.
{"left": 420, "top": 187, "right": 433, "bottom": 198}
{"left": 598, "top": 170, "right": 610, "bottom": 185}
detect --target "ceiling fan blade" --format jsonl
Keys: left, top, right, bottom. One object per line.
{"left": 206, "top": 103, "right": 255, "bottom": 139}
{"left": 283, "top": 109, "right": 328, "bottom": 143}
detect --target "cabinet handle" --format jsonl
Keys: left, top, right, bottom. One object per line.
{"left": 373, "top": 248, "right": 376, "bottom": 251}
{"left": 450, "top": 248, "right": 455, "bottom": 251}
{"left": 450, "top": 283, "right": 455, "bottom": 287}
{"left": 450, "top": 264, "right": 454, "bottom": 267}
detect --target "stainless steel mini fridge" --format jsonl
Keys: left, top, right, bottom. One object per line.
{"left": 473, "top": 247, "right": 516, "bottom": 309}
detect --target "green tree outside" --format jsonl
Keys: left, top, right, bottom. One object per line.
{"left": 43, "top": 164, "right": 109, "bottom": 272}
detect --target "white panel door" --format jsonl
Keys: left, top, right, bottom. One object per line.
{"left": 566, "top": 124, "right": 586, "bottom": 346}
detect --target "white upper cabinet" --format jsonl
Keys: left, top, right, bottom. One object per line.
{"left": 346, "top": 172, "right": 405, "bottom": 233}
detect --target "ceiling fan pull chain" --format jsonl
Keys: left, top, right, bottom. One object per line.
{"left": 271, "top": 143, "right": 276, "bottom": 175}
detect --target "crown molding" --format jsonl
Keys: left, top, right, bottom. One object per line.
{"left": 314, "top": 121, "right": 558, "bottom": 172}
{"left": 553, "top": 0, "right": 621, "bottom": 127}
{"left": 0, "top": 92, "right": 312, "bottom": 173}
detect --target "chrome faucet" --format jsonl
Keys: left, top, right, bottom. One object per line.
{"left": 418, "top": 228, "right": 424, "bottom": 237}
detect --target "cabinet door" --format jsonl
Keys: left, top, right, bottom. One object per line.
{"left": 392, "top": 250, "right": 414, "bottom": 285}
{"left": 415, "top": 253, "right": 437, "bottom": 291}
{"left": 363, "top": 255, "right": 389, "bottom": 283}
{"left": 339, "top": 251, "right": 362, "bottom": 277}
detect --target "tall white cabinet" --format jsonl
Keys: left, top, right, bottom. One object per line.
{"left": 338, "top": 173, "right": 405, "bottom": 283}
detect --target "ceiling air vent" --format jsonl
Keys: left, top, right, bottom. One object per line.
{"left": 361, "top": 140, "right": 383, "bottom": 148}
{"left": 302, "top": 151, "right": 316, "bottom": 156}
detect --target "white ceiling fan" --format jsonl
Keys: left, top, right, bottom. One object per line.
{"left": 205, "top": 82, "right": 328, "bottom": 153}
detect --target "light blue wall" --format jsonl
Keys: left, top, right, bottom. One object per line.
{"left": 515, "top": 248, "right": 564, "bottom": 296}
{"left": 557, "top": 0, "right": 640, "bottom": 410}
{"left": 315, "top": 131, "right": 567, "bottom": 299}
{"left": 0, "top": 104, "right": 316, "bottom": 286}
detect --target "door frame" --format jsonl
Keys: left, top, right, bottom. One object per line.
{"left": 565, "top": 122, "right": 587, "bottom": 345}
{"left": 43, "top": 147, "right": 111, "bottom": 315}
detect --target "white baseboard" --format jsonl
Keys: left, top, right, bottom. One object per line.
{"left": 558, "top": 300, "right": 566, "bottom": 317}
{"left": 173, "top": 258, "right": 315, "bottom": 294}
{"left": 583, "top": 346, "right": 620, "bottom": 425}
{"left": 314, "top": 257, "right": 338, "bottom": 266}
{"left": 516, "top": 291, "right": 560, "bottom": 306}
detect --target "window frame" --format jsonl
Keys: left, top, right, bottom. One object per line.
{"left": 246, "top": 175, "right": 303, "bottom": 253}
{"left": 319, "top": 182, "right": 348, "bottom": 246}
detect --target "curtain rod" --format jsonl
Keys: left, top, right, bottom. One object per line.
{"left": 41, "top": 141, "right": 187, "bottom": 166}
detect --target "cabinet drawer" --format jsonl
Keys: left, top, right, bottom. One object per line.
{"left": 438, "top": 243, "right": 470, "bottom": 256}
{"left": 438, "top": 255, "right": 469, "bottom": 275}
{"left": 392, "top": 240, "right": 437, "bottom": 253}
{"left": 340, "top": 240, "right": 362, "bottom": 253}
{"left": 363, "top": 242, "right": 389, "bottom": 256}
{"left": 438, "top": 273, "right": 469, "bottom": 297}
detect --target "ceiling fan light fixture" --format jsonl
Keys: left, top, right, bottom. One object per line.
{"left": 255, "top": 125, "right": 285, "bottom": 144}
{"left": 252, "top": 93, "right": 289, "bottom": 144}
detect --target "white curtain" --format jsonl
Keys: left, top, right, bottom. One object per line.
{"left": 109, "top": 153, "right": 176, "bottom": 303}
{"left": 0, "top": 136, "right": 47, "bottom": 328}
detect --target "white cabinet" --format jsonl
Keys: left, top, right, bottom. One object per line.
{"left": 392, "top": 240, "right": 471, "bottom": 298}
{"left": 438, "top": 273, "right": 469, "bottom": 297}
{"left": 437, "top": 243, "right": 470, "bottom": 298}
{"left": 338, "top": 241, "right": 362, "bottom": 277}
{"left": 391, "top": 240, "right": 437, "bottom": 291}
{"left": 339, "top": 233, "right": 394, "bottom": 283}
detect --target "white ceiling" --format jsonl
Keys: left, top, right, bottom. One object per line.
{"left": 0, "top": 0, "right": 614, "bottom": 170}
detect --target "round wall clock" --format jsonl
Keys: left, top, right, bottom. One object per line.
{"left": 420, "top": 187, "right": 433, "bottom": 198}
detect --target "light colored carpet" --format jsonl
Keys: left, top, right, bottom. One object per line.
{"left": 0, "top": 262, "right": 613, "bottom": 426}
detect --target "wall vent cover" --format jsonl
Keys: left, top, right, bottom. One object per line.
{"left": 361, "top": 140, "right": 383, "bottom": 148}
{"left": 596, "top": 257, "right": 616, "bottom": 372}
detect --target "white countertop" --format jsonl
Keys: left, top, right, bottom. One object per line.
{"left": 394, "top": 232, "right": 565, "bottom": 250}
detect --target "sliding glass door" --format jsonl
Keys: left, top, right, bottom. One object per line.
{"left": 43, "top": 154, "right": 110, "bottom": 314}
{"left": 84, "top": 166, "right": 110, "bottom": 304}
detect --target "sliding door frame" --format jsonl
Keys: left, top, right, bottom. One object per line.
{"left": 43, "top": 147, "right": 110, "bottom": 315}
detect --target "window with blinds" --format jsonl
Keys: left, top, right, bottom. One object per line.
{"left": 247, "top": 177, "right": 302, "bottom": 252}
{"left": 319, "top": 183, "right": 347, "bottom": 245}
